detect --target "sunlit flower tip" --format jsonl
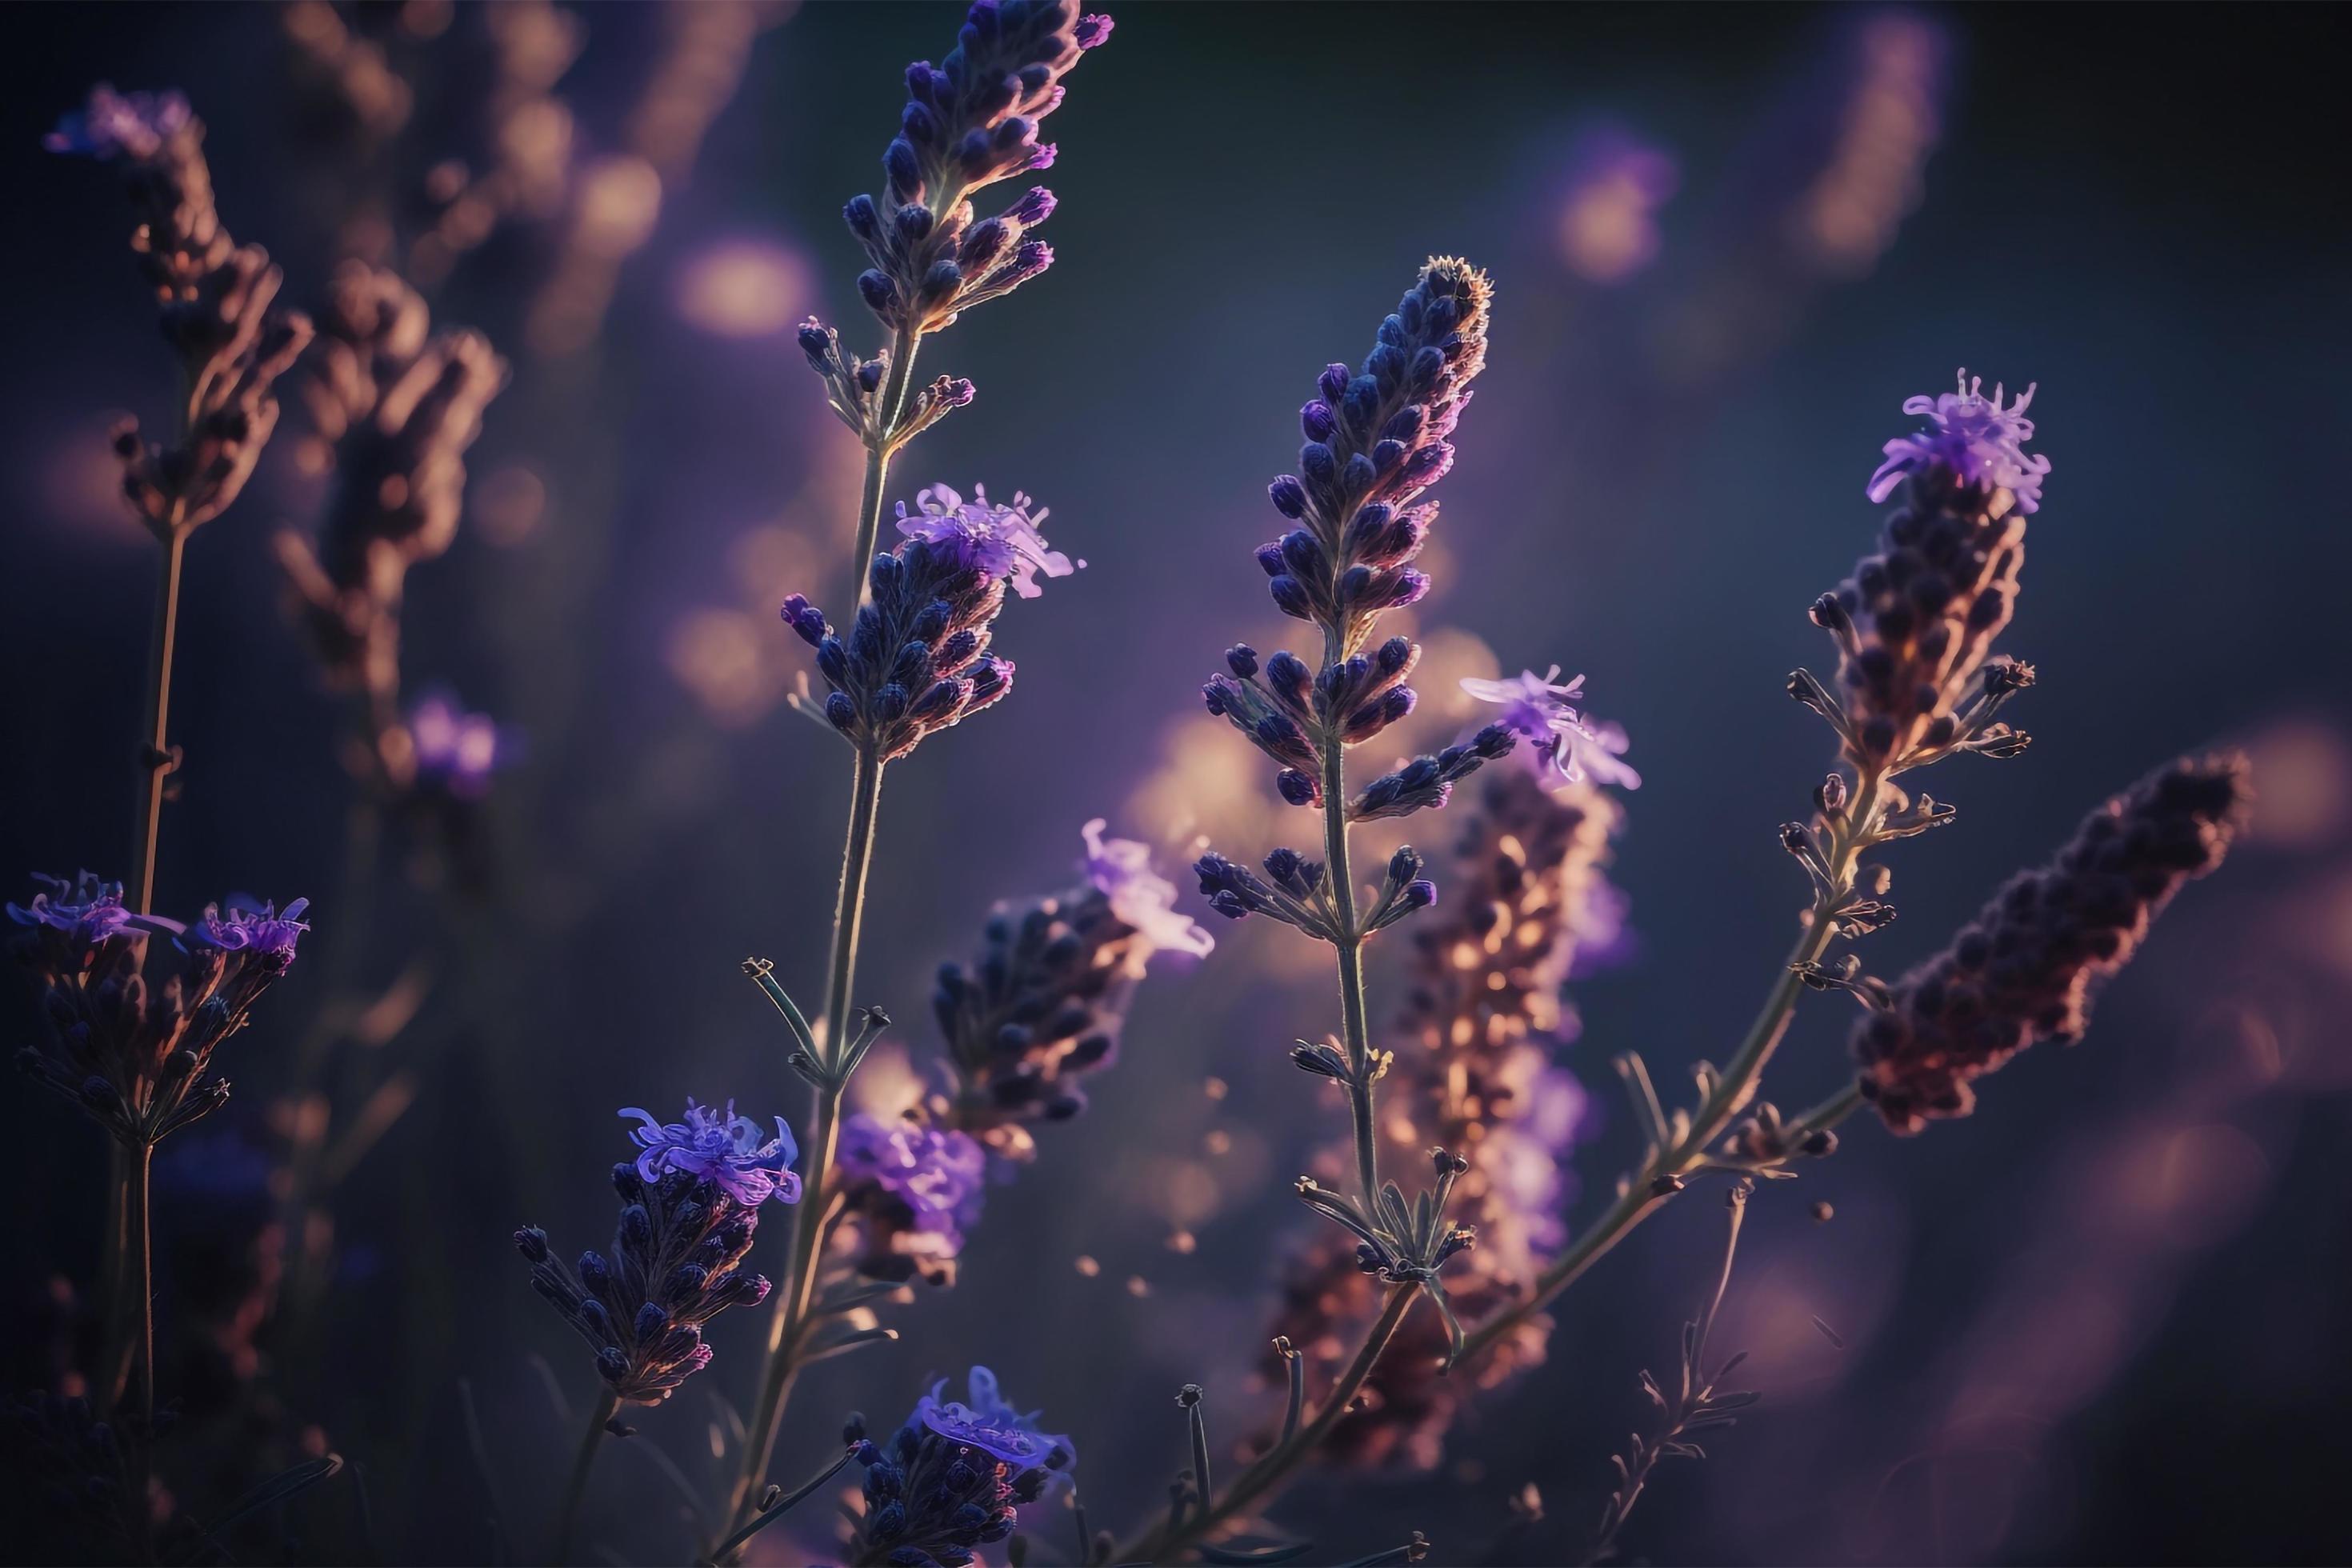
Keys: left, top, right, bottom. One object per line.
{"left": 914, "top": 1366, "right": 1076, "bottom": 1476}
{"left": 1462, "top": 666, "right": 1640, "bottom": 791}
{"left": 1461, "top": 666, "right": 1588, "bottom": 739}
{"left": 1081, "top": 818, "right": 1214, "bottom": 961}
{"left": 620, "top": 1099, "right": 802, "bottom": 1206}
{"left": 1867, "top": 370, "right": 2050, "bottom": 515}
{"left": 406, "top": 690, "right": 510, "bottom": 798}
{"left": 44, "top": 84, "right": 192, "bottom": 161}
{"left": 6, "top": 873, "right": 134, "bottom": 946}
{"left": 184, "top": 898, "right": 312, "bottom": 963}
{"left": 838, "top": 1112, "right": 989, "bottom": 1282}
{"left": 895, "top": 483, "right": 1078, "bottom": 599}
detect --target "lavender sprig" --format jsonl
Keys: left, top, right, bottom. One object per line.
{"left": 514, "top": 1115, "right": 790, "bottom": 1561}
{"left": 728, "top": 6, "right": 1111, "bottom": 1542}
{"left": 1130, "top": 259, "right": 1502, "bottom": 1563}
{"left": 843, "top": 1368, "right": 1074, "bottom": 1567}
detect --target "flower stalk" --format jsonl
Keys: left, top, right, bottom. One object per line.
{"left": 550, "top": 1389, "right": 620, "bottom": 1565}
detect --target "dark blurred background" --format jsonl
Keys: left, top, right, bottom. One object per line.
{"left": 2, "top": 2, "right": 2348, "bottom": 1563}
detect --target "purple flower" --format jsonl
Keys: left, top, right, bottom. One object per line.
{"left": 44, "top": 84, "right": 191, "bottom": 161}
{"left": 406, "top": 690, "right": 511, "bottom": 798}
{"left": 6, "top": 872, "right": 134, "bottom": 948}
{"left": 1866, "top": 371, "right": 2050, "bottom": 516}
{"left": 620, "top": 1100, "right": 802, "bottom": 1206}
{"left": 1461, "top": 666, "right": 1642, "bottom": 790}
{"left": 913, "top": 1366, "right": 1075, "bottom": 1479}
{"left": 183, "top": 898, "right": 311, "bottom": 963}
{"left": 895, "top": 483, "right": 1078, "bottom": 599}
{"left": 1081, "top": 818, "right": 1214, "bottom": 962}
{"left": 838, "top": 1110, "right": 988, "bottom": 1261}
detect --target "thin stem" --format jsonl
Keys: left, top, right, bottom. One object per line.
{"left": 122, "top": 1140, "right": 155, "bottom": 1506}
{"left": 550, "top": 1388, "right": 619, "bottom": 1565}
{"left": 1319, "top": 706, "right": 1378, "bottom": 1206}
{"left": 723, "top": 749, "right": 882, "bottom": 1545}
{"left": 846, "top": 323, "right": 922, "bottom": 597}
{"left": 1459, "top": 770, "right": 1886, "bottom": 1366}
{"left": 1118, "top": 1284, "right": 1418, "bottom": 1563}
{"left": 130, "top": 527, "right": 187, "bottom": 918}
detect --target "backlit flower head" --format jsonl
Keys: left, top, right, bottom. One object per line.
{"left": 933, "top": 826, "right": 1205, "bottom": 1156}
{"left": 895, "top": 483, "right": 1078, "bottom": 599}
{"left": 1461, "top": 666, "right": 1641, "bottom": 791}
{"left": 514, "top": 1157, "right": 774, "bottom": 1405}
{"left": 6, "top": 872, "right": 134, "bottom": 948}
{"left": 914, "top": 1366, "right": 1075, "bottom": 1478}
{"left": 851, "top": 1363, "right": 1071, "bottom": 1565}
{"left": 1867, "top": 370, "right": 2050, "bottom": 516}
{"left": 10, "top": 875, "right": 308, "bottom": 1147}
{"left": 44, "top": 84, "right": 192, "bottom": 161}
{"left": 620, "top": 1099, "right": 802, "bottom": 1206}
{"left": 182, "top": 898, "right": 310, "bottom": 966}
{"left": 837, "top": 1110, "right": 989, "bottom": 1286}
{"left": 1081, "top": 818, "right": 1214, "bottom": 962}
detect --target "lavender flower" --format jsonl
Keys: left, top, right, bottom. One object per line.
{"left": 1854, "top": 752, "right": 2249, "bottom": 1133}
{"left": 620, "top": 1099, "right": 803, "bottom": 1206}
{"left": 51, "top": 84, "right": 314, "bottom": 538}
{"left": 278, "top": 263, "right": 508, "bottom": 703}
{"left": 1802, "top": 372, "right": 2046, "bottom": 770}
{"left": 835, "top": 1110, "right": 989, "bottom": 1286}
{"left": 1867, "top": 371, "right": 2050, "bottom": 517}
{"left": 1461, "top": 666, "right": 1642, "bottom": 790}
{"left": 847, "top": 1366, "right": 1073, "bottom": 1567}
{"left": 846, "top": 2, "right": 1111, "bottom": 336}
{"left": 1205, "top": 259, "right": 1511, "bottom": 834}
{"left": 894, "top": 483, "right": 1079, "bottom": 599}
{"left": 515, "top": 1154, "right": 775, "bottom": 1406}
{"left": 800, "top": 0, "right": 1110, "bottom": 450}
{"left": 1081, "top": 818, "right": 1214, "bottom": 962}
{"left": 10, "top": 873, "right": 308, "bottom": 1147}
{"left": 782, "top": 530, "right": 1018, "bottom": 763}
{"left": 933, "top": 822, "right": 1206, "bottom": 1156}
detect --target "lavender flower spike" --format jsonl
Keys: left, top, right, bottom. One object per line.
{"left": 849, "top": 1366, "right": 1073, "bottom": 1566}
{"left": 836, "top": 1110, "right": 989, "bottom": 1285}
{"left": 621, "top": 1099, "right": 803, "bottom": 1206}
{"left": 896, "top": 483, "right": 1080, "bottom": 599}
{"left": 1082, "top": 818, "right": 1214, "bottom": 962}
{"left": 1461, "top": 666, "right": 1642, "bottom": 791}
{"left": 1866, "top": 370, "right": 2050, "bottom": 516}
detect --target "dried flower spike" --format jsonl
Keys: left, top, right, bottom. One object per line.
{"left": 1856, "top": 751, "right": 2250, "bottom": 1131}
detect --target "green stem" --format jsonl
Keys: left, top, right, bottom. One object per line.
{"left": 1458, "top": 770, "right": 1886, "bottom": 1366}
{"left": 550, "top": 1389, "right": 619, "bottom": 1565}
{"left": 1315, "top": 621, "right": 1379, "bottom": 1206}
{"left": 846, "top": 324, "right": 922, "bottom": 589}
{"left": 1118, "top": 1284, "right": 1419, "bottom": 1563}
{"left": 130, "top": 527, "right": 186, "bottom": 918}
{"left": 724, "top": 750, "right": 882, "bottom": 1546}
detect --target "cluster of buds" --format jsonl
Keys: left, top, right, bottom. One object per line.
{"left": 1195, "top": 842, "right": 1434, "bottom": 946}
{"left": 1294, "top": 1149, "right": 1480, "bottom": 1362}
{"left": 1854, "top": 753, "right": 2249, "bottom": 1131}
{"left": 48, "top": 86, "right": 314, "bottom": 538}
{"left": 276, "top": 262, "right": 509, "bottom": 710}
{"left": 832, "top": 823, "right": 1210, "bottom": 1285}
{"left": 846, "top": 1367, "right": 1072, "bottom": 1568}
{"left": 514, "top": 1150, "right": 778, "bottom": 1408}
{"left": 782, "top": 529, "right": 1017, "bottom": 764}
{"left": 797, "top": 0, "right": 1110, "bottom": 454}
{"left": 1798, "top": 374, "right": 2044, "bottom": 771}
{"left": 9, "top": 874, "right": 308, "bottom": 1149}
